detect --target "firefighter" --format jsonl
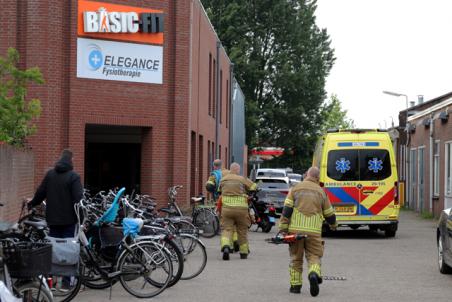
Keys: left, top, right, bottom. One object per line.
{"left": 206, "top": 159, "right": 240, "bottom": 251}
{"left": 278, "top": 166, "right": 337, "bottom": 296}
{"left": 219, "top": 162, "right": 257, "bottom": 260}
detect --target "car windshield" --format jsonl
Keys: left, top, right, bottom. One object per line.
{"left": 257, "top": 171, "right": 286, "bottom": 177}
{"left": 257, "top": 179, "right": 289, "bottom": 189}
{"left": 289, "top": 174, "right": 301, "bottom": 181}
{"left": 327, "top": 149, "right": 391, "bottom": 181}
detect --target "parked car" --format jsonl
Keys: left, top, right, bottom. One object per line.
{"left": 437, "top": 207, "right": 452, "bottom": 274}
{"left": 287, "top": 173, "right": 302, "bottom": 186}
{"left": 256, "top": 177, "right": 290, "bottom": 213}
{"left": 256, "top": 168, "right": 288, "bottom": 178}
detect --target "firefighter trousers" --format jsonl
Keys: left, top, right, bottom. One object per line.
{"left": 288, "top": 235, "right": 324, "bottom": 286}
{"left": 220, "top": 207, "right": 250, "bottom": 254}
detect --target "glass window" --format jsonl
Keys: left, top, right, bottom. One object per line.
{"left": 359, "top": 149, "right": 392, "bottom": 181}
{"left": 327, "top": 149, "right": 392, "bottom": 181}
{"left": 327, "top": 150, "right": 359, "bottom": 181}
{"left": 446, "top": 143, "right": 452, "bottom": 195}
{"left": 434, "top": 141, "right": 440, "bottom": 196}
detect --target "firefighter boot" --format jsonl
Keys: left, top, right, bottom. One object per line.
{"left": 232, "top": 231, "right": 239, "bottom": 252}
{"left": 233, "top": 241, "right": 240, "bottom": 252}
{"left": 308, "top": 272, "right": 320, "bottom": 297}
{"left": 289, "top": 285, "right": 301, "bottom": 294}
{"left": 222, "top": 246, "right": 230, "bottom": 261}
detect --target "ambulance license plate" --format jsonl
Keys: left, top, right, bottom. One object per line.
{"left": 334, "top": 205, "right": 355, "bottom": 213}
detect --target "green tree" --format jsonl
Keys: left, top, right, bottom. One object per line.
{"left": 202, "top": 0, "right": 335, "bottom": 170}
{"left": 0, "top": 48, "right": 43, "bottom": 147}
{"left": 321, "top": 94, "right": 355, "bottom": 133}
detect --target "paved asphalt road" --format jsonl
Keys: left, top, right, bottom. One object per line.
{"left": 75, "top": 210, "right": 452, "bottom": 302}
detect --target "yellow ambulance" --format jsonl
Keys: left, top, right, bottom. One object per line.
{"left": 313, "top": 129, "right": 399, "bottom": 237}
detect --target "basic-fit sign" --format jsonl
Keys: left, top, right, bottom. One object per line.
{"left": 77, "top": 38, "right": 163, "bottom": 84}
{"left": 83, "top": 9, "right": 163, "bottom": 34}
{"left": 77, "top": 0, "right": 164, "bottom": 84}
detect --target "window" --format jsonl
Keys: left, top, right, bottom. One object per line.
{"left": 208, "top": 53, "right": 212, "bottom": 116}
{"left": 198, "top": 135, "right": 204, "bottom": 194}
{"left": 212, "top": 59, "right": 216, "bottom": 119}
{"left": 327, "top": 149, "right": 392, "bottom": 181}
{"left": 219, "top": 144, "right": 222, "bottom": 160}
{"left": 219, "top": 70, "right": 223, "bottom": 124}
{"left": 226, "top": 79, "right": 229, "bottom": 128}
{"left": 445, "top": 142, "right": 452, "bottom": 195}
{"left": 207, "top": 140, "right": 211, "bottom": 174}
{"left": 434, "top": 141, "right": 440, "bottom": 196}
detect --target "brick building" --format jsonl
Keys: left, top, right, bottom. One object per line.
{"left": 0, "top": 0, "right": 245, "bottom": 205}
{"left": 397, "top": 92, "right": 452, "bottom": 217}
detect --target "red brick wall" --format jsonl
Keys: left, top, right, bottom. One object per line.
{"left": 0, "top": 145, "right": 34, "bottom": 222}
{"left": 189, "top": 0, "right": 231, "bottom": 196}
{"left": 1, "top": 0, "right": 232, "bottom": 208}
{"left": 408, "top": 102, "right": 452, "bottom": 217}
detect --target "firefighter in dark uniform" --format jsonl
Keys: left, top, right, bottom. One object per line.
{"left": 278, "top": 167, "right": 337, "bottom": 296}
{"left": 219, "top": 162, "right": 257, "bottom": 260}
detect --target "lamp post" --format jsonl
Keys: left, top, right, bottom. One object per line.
{"left": 382, "top": 90, "right": 409, "bottom": 208}
{"left": 382, "top": 90, "right": 408, "bottom": 109}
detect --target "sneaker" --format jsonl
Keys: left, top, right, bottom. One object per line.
{"left": 289, "top": 285, "right": 301, "bottom": 294}
{"left": 240, "top": 253, "right": 248, "bottom": 259}
{"left": 309, "top": 272, "right": 320, "bottom": 297}
{"left": 222, "top": 247, "right": 230, "bottom": 261}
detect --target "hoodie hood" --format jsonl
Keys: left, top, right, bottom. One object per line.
{"left": 54, "top": 157, "right": 73, "bottom": 173}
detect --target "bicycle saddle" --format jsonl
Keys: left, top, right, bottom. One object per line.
{"left": 23, "top": 219, "right": 47, "bottom": 230}
{"left": 191, "top": 196, "right": 204, "bottom": 203}
{"left": 158, "top": 207, "right": 178, "bottom": 215}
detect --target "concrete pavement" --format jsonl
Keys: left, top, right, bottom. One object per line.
{"left": 75, "top": 210, "right": 452, "bottom": 302}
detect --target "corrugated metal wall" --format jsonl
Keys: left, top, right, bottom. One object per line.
{"left": 231, "top": 78, "right": 246, "bottom": 175}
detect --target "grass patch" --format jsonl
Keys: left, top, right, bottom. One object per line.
{"left": 420, "top": 211, "right": 434, "bottom": 219}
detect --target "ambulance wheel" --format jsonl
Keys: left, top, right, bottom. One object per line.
{"left": 384, "top": 224, "right": 397, "bottom": 238}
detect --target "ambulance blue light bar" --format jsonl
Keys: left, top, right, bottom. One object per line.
{"left": 337, "top": 142, "right": 380, "bottom": 147}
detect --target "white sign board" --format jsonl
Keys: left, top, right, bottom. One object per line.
{"left": 77, "top": 38, "right": 163, "bottom": 84}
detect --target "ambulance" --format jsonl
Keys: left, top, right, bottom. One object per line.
{"left": 313, "top": 129, "right": 399, "bottom": 237}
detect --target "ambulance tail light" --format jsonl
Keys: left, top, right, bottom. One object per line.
{"left": 394, "top": 181, "right": 399, "bottom": 205}
{"left": 320, "top": 182, "right": 325, "bottom": 187}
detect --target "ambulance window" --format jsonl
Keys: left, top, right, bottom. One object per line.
{"left": 327, "top": 150, "right": 359, "bottom": 181}
{"left": 359, "top": 149, "right": 392, "bottom": 181}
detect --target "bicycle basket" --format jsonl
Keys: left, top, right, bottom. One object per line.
{"left": 99, "top": 225, "right": 123, "bottom": 248}
{"left": 2, "top": 241, "right": 52, "bottom": 278}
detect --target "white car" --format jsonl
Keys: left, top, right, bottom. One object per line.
{"left": 256, "top": 168, "right": 288, "bottom": 178}
{"left": 256, "top": 176, "right": 290, "bottom": 213}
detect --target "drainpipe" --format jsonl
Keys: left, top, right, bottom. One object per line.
{"left": 229, "top": 63, "right": 234, "bottom": 165}
{"left": 429, "top": 114, "right": 434, "bottom": 214}
{"left": 215, "top": 41, "right": 221, "bottom": 158}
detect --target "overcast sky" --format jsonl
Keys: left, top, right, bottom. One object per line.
{"left": 315, "top": 0, "right": 452, "bottom": 128}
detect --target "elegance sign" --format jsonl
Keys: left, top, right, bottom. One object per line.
{"left": 77, "top": 38, "right": 163, "bottom": 84}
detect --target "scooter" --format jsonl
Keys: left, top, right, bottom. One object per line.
{"left": 248, "top": 191, "right": 277, "bottom": 233}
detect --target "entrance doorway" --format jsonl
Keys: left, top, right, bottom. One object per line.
{"left": 85, "top": 125, "right": 143, "bottom": 193}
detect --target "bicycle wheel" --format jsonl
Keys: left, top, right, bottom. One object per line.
{"left": 16, "top": 281, "right": 53, "bottom": 302}
{"left": 117, "top": 241, "right": 173, "bottom": 298}
{"left": 50, "top": 274, "right": 82, "bottom": 302}
{"left": 80, "top": 246, "right": 116, "bottom": 289}
{"left": 193, "top": 209, "right": 219, "bottom": 238}
{"left": 170, "top": 219, "right": 199, "bottom": 237}
{"left": 175, "top": 234, "right": 207, "bottom": 280}
{"left": 163, "top": 238, "right": 184, "bottom": 288}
